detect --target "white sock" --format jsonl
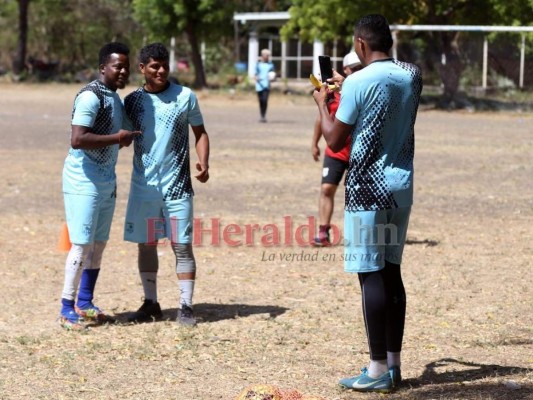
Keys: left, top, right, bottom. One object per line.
{"left": 61, "top": 244, "right": 90, "bottom": 300}
{"left": 140, "top": 272, "right": 158, "bottom": 302}
{"left": 368, "top": 360, "right": 388, "bottom": 378}
{"left": 179, "top": 279, "right": 195, "bottom": 307}
{"left": 387, "top": 351, "right": 401, "bottom": 368}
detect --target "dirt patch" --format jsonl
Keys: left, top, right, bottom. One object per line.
{"left": 0, "top": 83, "right": 531, "bottom": 399}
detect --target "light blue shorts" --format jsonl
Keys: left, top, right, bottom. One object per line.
{"left": 64, "top": 191, "right": 116, "bottom": 245}
{"left": 343, "top": 207, "right": 411, "bottom": 273}
{"left": 124, "top": 197, "right": 193, "bottom": 244}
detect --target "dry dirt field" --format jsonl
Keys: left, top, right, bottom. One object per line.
{"left": 0, "top": 83, "right": 531, "bottom": 400}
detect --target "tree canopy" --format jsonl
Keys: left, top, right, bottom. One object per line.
{"left": 132, "top": 0, "right": 237, "bottom": 87}
{"left": 132, "top": 0, "right": 292, "bottom": 87}
{"left": 0, "top": 0, "right": 143, "bottom": 76}
{"left": 281, "top": 0, "right": 532, "bottom": 43}
{"left": 281, "top": 0, "right": 532, "bottom": 103}
{"left": 1, "top": 0, "right": 530, "bottom": 95}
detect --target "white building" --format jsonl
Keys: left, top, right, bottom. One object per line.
{"left": 233, "top": 12, "right": 347, "bottom": 81}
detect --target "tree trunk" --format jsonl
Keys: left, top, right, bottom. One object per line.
{"left": 185, "top": 22, "right": 207, "bottom": 89}
{"left": 438, "top": 32, "right": 464, "bottom": 102}
{"left": 13, "top": 0, "right": 30, "bottom": 75}
{"left": 425, "top": 0, "right": 468, "bottom": 107}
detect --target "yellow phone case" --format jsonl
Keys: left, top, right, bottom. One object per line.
{"left": 309, "top": 74, "right": 336, "bottom": 90}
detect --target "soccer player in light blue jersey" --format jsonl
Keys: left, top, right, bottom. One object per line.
{"left": 59, "top": 42, "right": 141, "bottom": 330}
{"left": 124, "top": 43, "right": 210, "bottom": 327}
{"left": 313, "top": 15, "right": 422, "bottom": 393}
{"left": 255, "top": 48, "right": 275, "bottom": 123}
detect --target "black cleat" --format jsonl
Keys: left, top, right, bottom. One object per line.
{"left": 128, "top": 299, "right": 163, "bottom": 322}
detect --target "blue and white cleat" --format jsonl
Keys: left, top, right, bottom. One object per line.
{"left": 339, "top": 367, "right": 392, "bottom": 393}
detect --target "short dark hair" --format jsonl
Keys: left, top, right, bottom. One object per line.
{"left": 139, "top": 43, "right": 169, "bottom": 64}
{"left": 354, "top": 14, "right": 393, "bottom": 53}
{"left": 99, "top": 42, "right": 130, "bottom": 65}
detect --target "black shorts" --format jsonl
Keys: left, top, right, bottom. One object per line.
{"left": 321, "top": 155, "right": 348, "bottom": 185}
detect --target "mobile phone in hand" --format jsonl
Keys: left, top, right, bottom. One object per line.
{"left": 318, "top": 55, "right": 333, "bottom": 83}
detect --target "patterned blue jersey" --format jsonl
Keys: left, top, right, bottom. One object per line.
{"left": 336, "top": 59, "right": 422, "bottom": 211}
{"left": 124, "top": 83, "right": 204, "bottom": 200}
{"left": 63, "top": 80, "right": 124, "bottom": 195}
{"left": 255, "top": 61, "right": 274, "bottom": 92}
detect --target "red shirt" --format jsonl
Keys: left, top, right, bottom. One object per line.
{"left": 324, "top": 91, "right": 351, "bottom": 162}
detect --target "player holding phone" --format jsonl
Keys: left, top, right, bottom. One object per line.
{"left": 313, "top": 15, "right": 422, "bottom": 392}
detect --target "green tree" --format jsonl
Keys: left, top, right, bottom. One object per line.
{"left": 132, "top": 0, "right": 292, "bottom": 88}
{"left": 28, "top": 0, "right": 143, "bottom": 70}
{"left": 132, "top": 0, "right": 236, "bottom": 88}
{"left": 282, "top": 0, "right": 532, "bottom": 104}
{"left": 281, "top": 0, "right": 414, "bottom": 43}
{"left": 418, "top": 0, "right": 532, "bottom": 102}
{"left": 0, "top": 0, "right": 19, "bottom": 72}
{"left": 2, "top": 0, "right": 143, "bottom": 79}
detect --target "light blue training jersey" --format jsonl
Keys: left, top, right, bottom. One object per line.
{"left": 124, "top": 82, "right": 204, "bottom": 200}
{"left": 255, "top": 61, "right": 274, "bottom": 92}
{"left": 336, "top": 59, "right": 422, "bottom": 211}
{"left": 63, "top": 80, "right": 124, "bottom": 196}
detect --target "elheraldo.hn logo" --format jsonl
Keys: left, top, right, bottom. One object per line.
{"left": 144, "top": 215, "right": 400, "bottom": 247}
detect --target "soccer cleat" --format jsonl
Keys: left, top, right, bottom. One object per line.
{"left": 389, "top": 366, "right": 402, "bottom": 388}
{"left": 339, "top": 367, "right": 392, "bottom": 393}
{"left": 312, "top": 225, "right": 331, "bottom": 247}
{"left": 58, "top": 309, "right": 85, "bottom": 331}
{"left": 127, "top": 299, "right": 163, "bottom": 323}
{"left": 176, "top": 304, "right": 197, "bottom": 327}
{"left": 75, "top": 303, "right": 115, "bottom": 324}
{"left": 313, "top": 235, "right": 331, "bottom": 247}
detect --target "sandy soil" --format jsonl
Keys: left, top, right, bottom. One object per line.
{"left": 0, "top": 83, "right": 531, "bottom": 400}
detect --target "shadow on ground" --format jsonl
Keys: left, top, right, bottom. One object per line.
{"left": 394, "top": 358, "right": 533, "bottom": 399}
{"left": 405, "top": 238, "right": 439, "bottom": 247}
{"left": 113, "top": 303, "right": 289, "bottom": 325}
{"left": 194, "top": 302, "right": 289, "bottom": 323}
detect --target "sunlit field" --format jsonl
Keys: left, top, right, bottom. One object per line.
{"left": 0, "top": 83, "right": 531, "bottom": 400}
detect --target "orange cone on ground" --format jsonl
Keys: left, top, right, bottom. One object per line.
{"left": 57, "top": 222, "right": 72, "bottom": 251}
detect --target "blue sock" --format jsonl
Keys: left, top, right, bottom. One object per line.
{"left": 77, "top": 269, "right": 100, "bottom": 309}
{"left": 61, "top": 298, "right": 75, "bottom": 315}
